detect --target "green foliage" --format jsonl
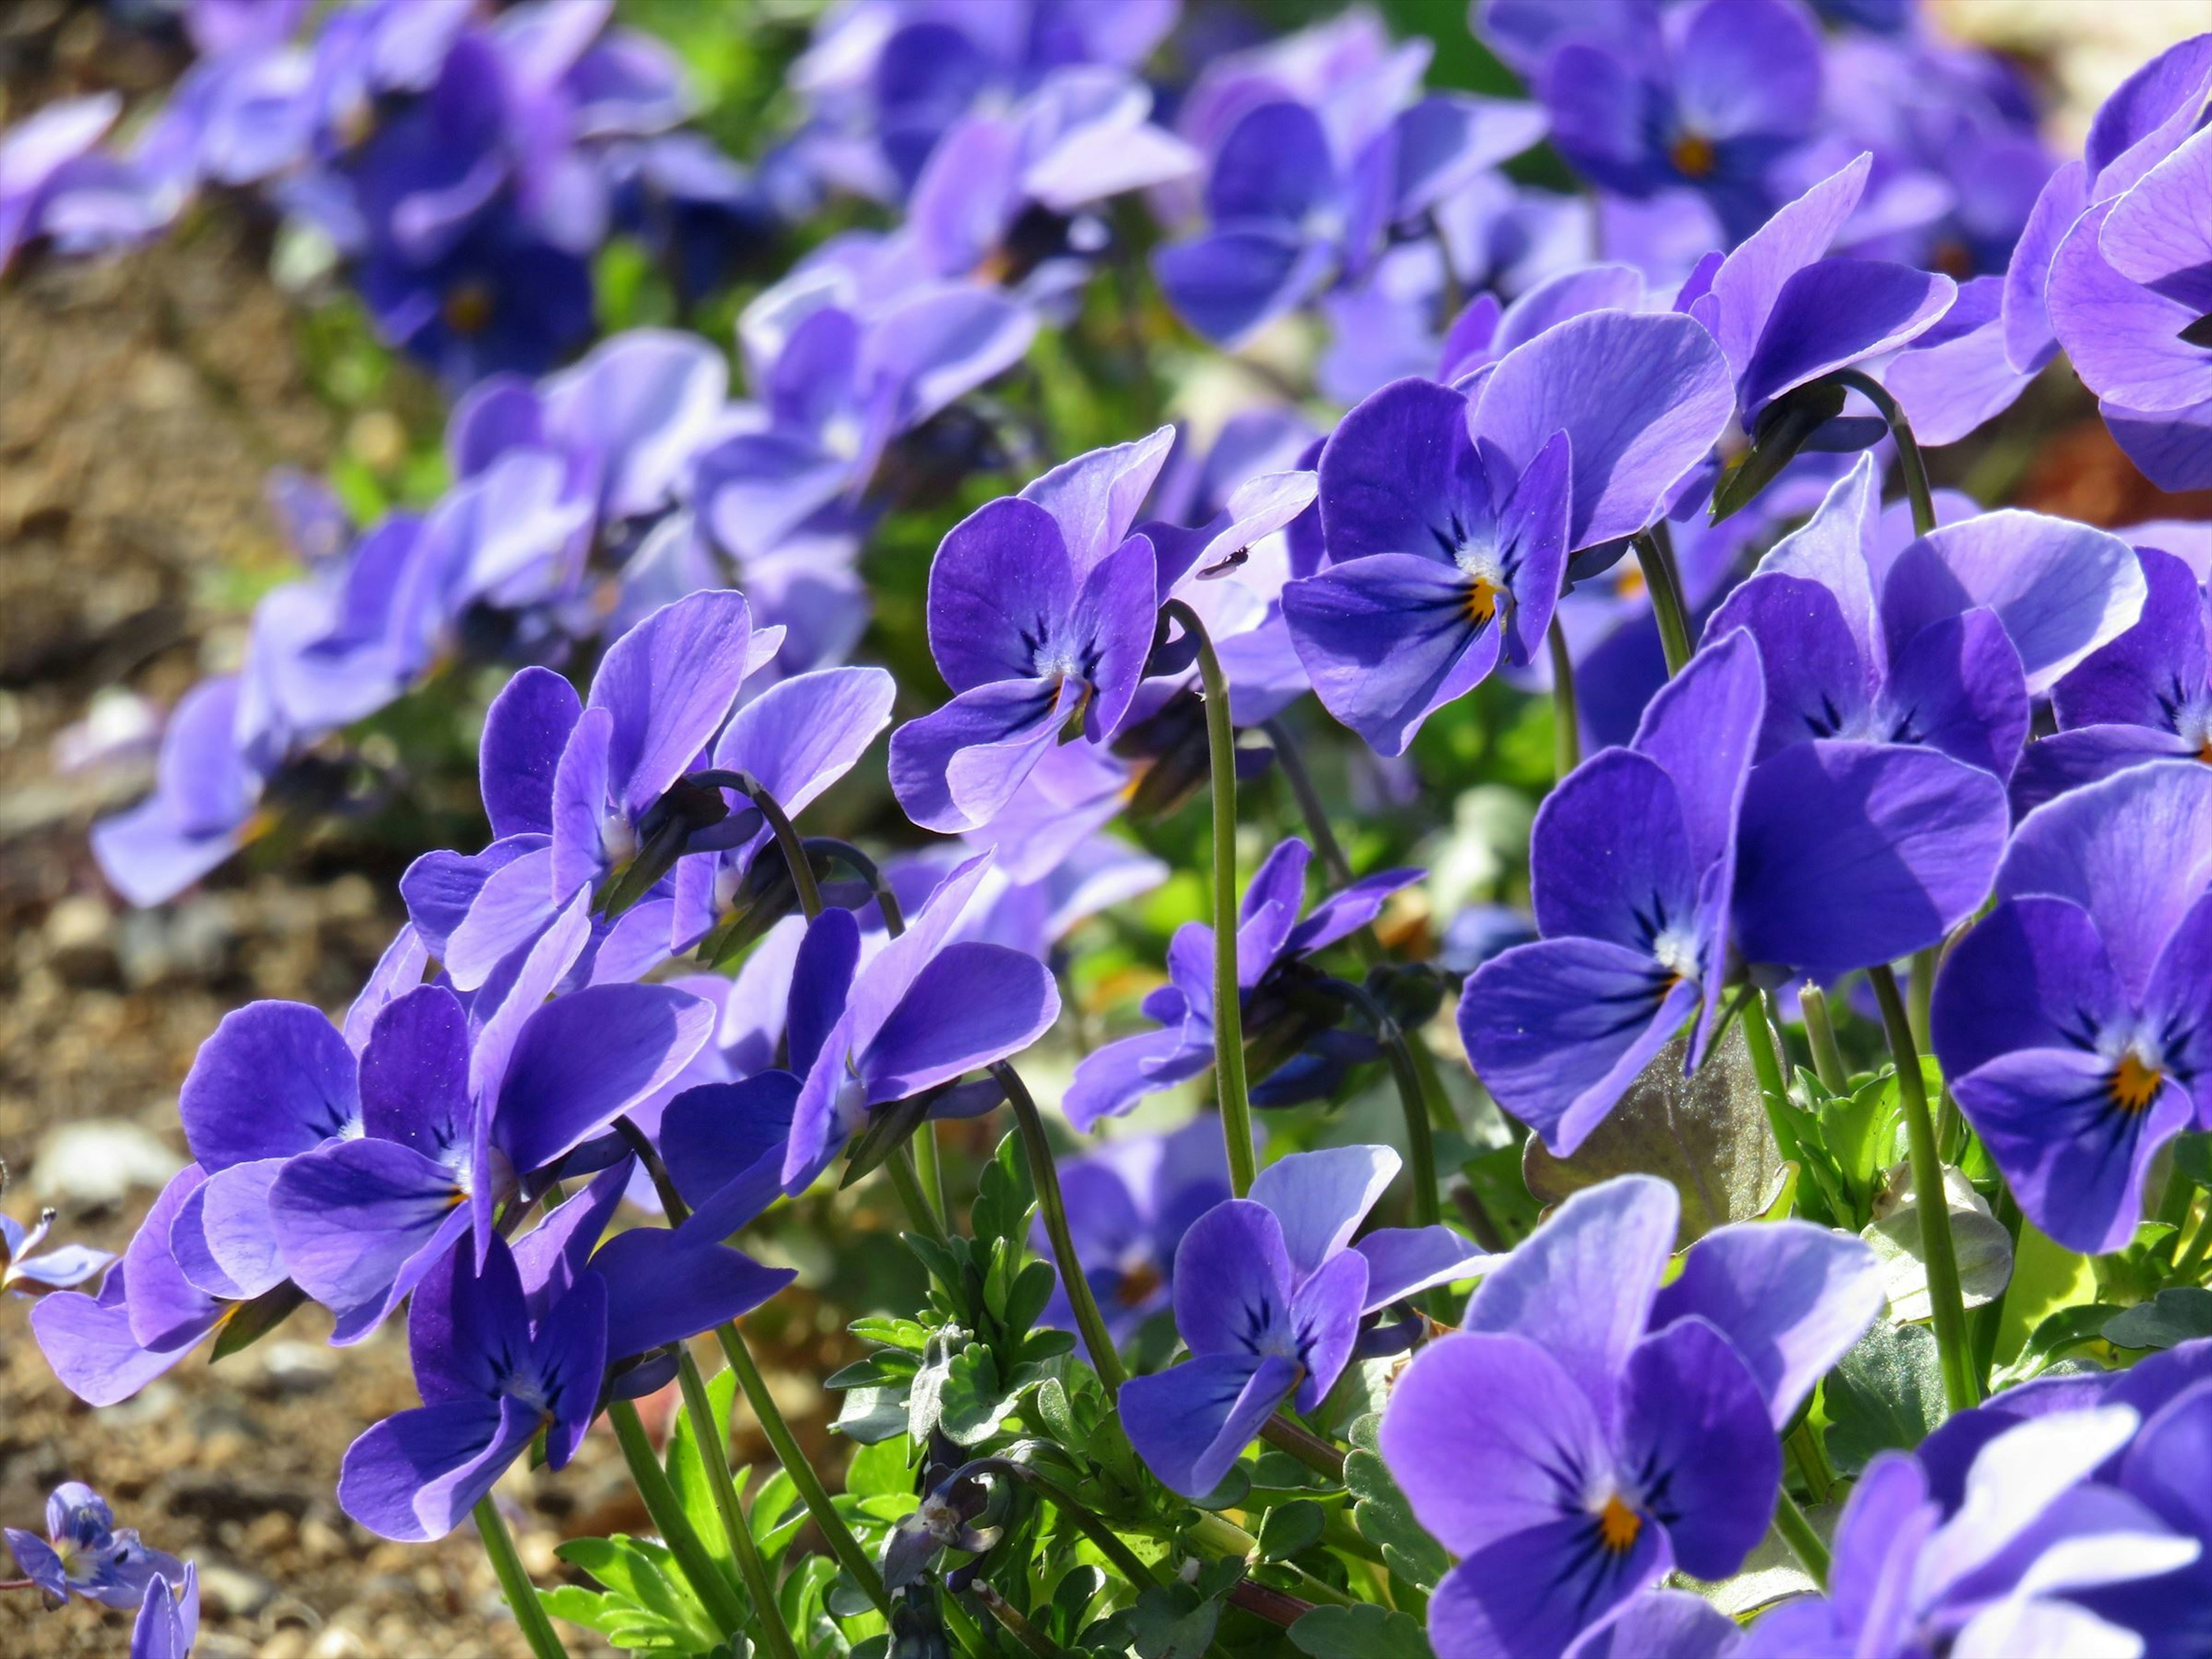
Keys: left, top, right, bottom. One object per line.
{"left": 2104, "top": 1287, "right": 2212, "bottom": 1350}
{"left": 1823, "top": 1321, "right": 1946, "bottom": 1475}
{"left": 1290, "top": 1603, "right": 1437, "bottom": 1658}
{"left": 1345, "top": 1415, "right": 1448, "bottom": 1594}
{"left": 544, "top": 1536, "right": 728, "bottom": 1655}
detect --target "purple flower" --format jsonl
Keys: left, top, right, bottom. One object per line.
{"left": 0, "top": 1188, "right": 112, "bottom": 1298}
{"left": 338, "top": 1173, "right": 788, "bottom": 1542}
{"left": 1122, "top": 1145, "right": 1490, "bottom": 1498}
{"left": 1065, "top": 836, "right": 1419, "bottom": 1130}
{"left": 1459, "top": 633, "right": 1764, "bottom": 1155}
{"left": 266, "top": 923, "right": 714, "bottom": 1340}
{"left": 1032, "top": 1118, "right": 1234, "bottom": 1342}
{"left": 889, "top": 431, "right": 1174, "bottom": 835}
{"left": 431, "top": 590, "right": 767, "bottom": 987}
{"left": 881, "top": 831, "right": 1168, "bottom": 964}
{"left": 781, "top": 853, "right": 1062, "bottom": 1190}
{"left": 0, "top": 93, "right": 123, "bottom": 272}
{"left": 129, "top": 1566, "right": 199, "bottom": 1659}
{"left": 1931, "top": 761, "right": 2212, "bottom": 1254}
{"left": 1153, "top": 82, "right": 1544, "bottom": 346}
{"left": 1533, "top": 0, "right": 1824, "bottom": 242}
{"left": 1741, "top": 1403, "right": 2196, "bottom": 1659}
{"left": 1464, "top": 309, "right": 1734, "bottom": 561}
{"left": 91, "top": 676, "right": 274, "bottom": 908}
{"left": 2048, "top": 124, "right": 2212, "bottom": 491}
{"left": 2014, "top": 544, "right": 2212, "bottom": 816}
{"left": 1381, "top": 1175, "right": 1882, "bottom": 1659}
{"left": 1279, "top": 377, "right": 1569, "bottom": 755}
{"left": 4, "top": 1483, "right": 183, "bottom": 1610}
{"left": 1679, "top": 153, "right": 1956, "bottom": 425}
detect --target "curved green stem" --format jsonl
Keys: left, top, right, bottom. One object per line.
{"left": 1798, "top": 983, "right": 1849, "bottom": 1094}
{"left": 1633, "top": 527, "right": 1694, "bottom": 676}
{"left": 1260, "top": 1415, "right": 1348, "bottom": 1482}
{"left": 1835, "top": 369, "right": 1936, "bottom": 539}
{"left": 1185, "top": 1513, "right": 1353, "bottom": 1608}
{"left": 713, "top": 1322, "right": 892, "bottom": 1615}
{"left": 1332, "top": 979, "right": 1440, "bottom": 1229}
{"left": 473, "top": 1497, "right": 570, "bottom": 1659}
{"left": 1869, "top": 965, "right": 1978, "bottom": 1415}
{"left": 1164, "top": 599, "right": 1256, "bottom": 1199}
{"left": 675, "top": 1353, "right": 803, "bottom": 1659}
{"left": 1547, "top": 616, "right": 1581, "bottom": 781}
{"left": 608, "top": 1399, "right": 751, "bottom": 1638}
{"left": 995, "top": 1061, "right": 1126, "bottom": 1394}
{"left": 1770, "top": 1487, "right": 1831, "bottom": 1589}
{"left": 1018, "top": 1471, "right": 1166, "bottom": 1589}
{"left": 721, "top": 773, "right": 821, "bottom": 919}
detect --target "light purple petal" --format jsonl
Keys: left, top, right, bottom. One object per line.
{"left": 587, "top": 589, "right": 754, "bottom": 813}
{"left": 855, "top": 941, "right": 1059, "bottom": 1103}
{"left": 1356, "top": 1225, "right": 1497, "bottom": 1313}
{"left": 1709, "top": 153, "right": 1871, "bottom": 381}
{"left": 1248, "top": 1145, "right": 1398, "bottom": 1283}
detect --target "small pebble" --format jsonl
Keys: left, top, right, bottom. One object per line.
{"left": 29, "top": 1119, "right": 183, "bottom": 1207}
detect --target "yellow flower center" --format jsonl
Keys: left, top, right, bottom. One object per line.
{"left": 2111, "top": 1052, "right": 2163, "bottom": 1112}
{"left": 1597, "top": 1494, "right": 1642, "bottom": 1553}
{"left": 1671, "top": 132, "right": 1718, "bottom": 179}
{"left": 1464, "top": 577, "right": 1502, "bottom": 625}
{"left": 443, "top": 282, "right": 496, "bottom": 336}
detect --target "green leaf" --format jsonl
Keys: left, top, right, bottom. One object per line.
{"left": 973, "top": 1130, "right": 1037, "bottom": 1248}
{"left": 1345, "top": 1415, "right": 1448, "bottom": 1590}
{"left": 835, "top": 1384, "right": 911, "bottom": 1445}
{"left": 209, "top": 1281, "right": 310, "bottom": 1362}
{"left": 1995, "top": 1302, "right": 2122, "bottom": 1387}
{"left": 554, "top": 1536, "right": 722, "bottom": 1653}
{"left": 1710, "top": 380, "right": 1850, "bottom": 525}
{"left": 1995, "top": 1222, "right": 2101, "bottom": 1368}
{"left": 665, "top": 1369, "right": 739, "bottom": 1575}
{"left": 906, "top": 1328, "right": 956, "bottom": 1444}
{"left": 2092, "top": 1222, "right": 2183, "bottom": 1306}
{"left": 1001, "top": 1258, "right": 1059, "bottom": 1335}
{"left": 1823, "top": 1321, "right": 1945, "bottom": 1474}
{"left": 1522, "top": 1025, "right": 1777, "bottom": 1245}
{"left": 1255, "top": 1499, "right": 1327, "bottom": 1562}
{"left": 844, "top": 1436, "right": 917, "bottom": 1501}
{"left": 849, "top": 1316, "right": 935, "bottom": 1353}
{"left": 1816, "top": 1070, "right": 1900, "bottom": 1219}
{"left": 938, "top": 1341, "right": 1021, "bottom": 1445}
{"left": 2171, "top": 1132, "right": 2212, "bottom": 1189}
{"left": 1289, "top": 1603, "right": 1436, "bottom": 1659}
{"left": 1862, "top": 1164, "right": 2013, "bottom": 1320}
{"left": 1126, "top": 1578, "right": 1228, "bottom": 1659}
{"left": 1035, "top": 1376, "right": 1077, "bottom": 1445}
{"left": 2104, "top": 1287, "right": 2212, "bottom": 1350}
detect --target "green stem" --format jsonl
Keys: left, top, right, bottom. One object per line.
{"left": 2156, "top": 1161, "right": 2195, "bottom": 1230}
{"left": 996, "top": 1061, "right": 1126, "bottom": 1393}
{"left": 1634, "top": 527, "right": 1694, "bottom": 676}
{"left": 1907, "top": 945, "right": 1937, "bottom": 1054}
{"left": 1260, "top": 1415, "right": 1349, "bottom": 1483}
{"left": 1769, "top": 1487, "right": 1831, "bottom": 1589}
{"left": 1739, "top": 990, "right": 1805, "bottom": 1168}
{"left": 711, "top": 1322, "right": 891, "bottom": 1615}
{"left": 739, "top": 775, "right": 822, "bottom": 919}
{"left": 1835, "top": 369, "right": 1936, "bottom": 539}
{"left": 1022, "top": 1474, "right": 1166, "bottom": 1588}
{"left": 1547, "top": 616, "right": 1581, "bottom": 781}
{"left": 1798, "top": 984, "right": 1849, "bottom": 1094}
{"left": 2175, "top": 1201, "right": 2212, "bottom": 1281}
{"left": 974, "top": 1584, "right": 1067, "bottom": 1657}
{"left": 1786, "top": 1421, "right": 1834, "bottom": 1508}
{"left": 1869, "top": 965, "right": 1978, "bottom": 1414}
{"left": 886, "top": 1143, "right": 955, "bottom": 1251}
{"left": 1264, "top": 716, "right": 1384, "bottom": 973}
{"left": 472, "top": 1497, "right": 570, "bottom": 1659}
{"left": 608, "top": 1400, "right": 751, "bottom": 1638}
{"left": 1165, "top": 599, "right": 1256, "bottom": 1198}
{"left": 675, "top": 1354, "right": 803, "bottom": 1659}
{"left": 1332, "top": 979, "right": 1440, "bottom": 1229}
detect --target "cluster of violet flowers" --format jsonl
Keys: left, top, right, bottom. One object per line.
{"left": 8, "top": 3, "right": 2212, "bottom": 1658}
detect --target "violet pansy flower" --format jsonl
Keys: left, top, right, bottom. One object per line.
{"left": 1741, "top": 1406, "right": 2196, "bottom": 1659}
{"left": 1064, "top": 835, "right": 1419, "bottom": 1130}
{"left": 91, "top": 676, "right": 274, "bottom": 910}
{"left": 1279, "top": 376, "right": 1570, "bottom": 756}
{"left": 2014, "top": 546, "right": 2212, "bottom": 817}
{"left": 889, "top": 430, "right": 1174, "bottom": 835}
{"left": 1381, "top": 1175, "right": 1882, "bottom": 1659}
{"left": 2048, "top": 124, "right": 2212, "bottom": 491}
{"left": 129, "top": 1566, "right": 200, "bottom": 1659}
{"left": 5, "top": 1482, "right": 183, "bottom": 1611}
{"left": 0, "top": 1185, "right": 111, "bottom": 1299}
{"left": 0, "top": 93, "right": 124, "bottom": 272}
{"left": 1121, "top": 1145, "right": 1491, "bottom": 1499}
{"left": 1931, "top": 761, "right": 2212, "bottom": 1255}
{"left": 1535, "top": 0, "right": 1823, "bottom": 243}
{"left": 1460, "top": 632, "right": 1764, "bottom": 1156}
{"left": 1033, "top": 1116, "right": 1234, "bottom": 1343}
{"left": 781, "top": 853, "right": 1061, "bottom": 1191}
{"left": 267, "top": 916, "right": 714, "bottom": 1341}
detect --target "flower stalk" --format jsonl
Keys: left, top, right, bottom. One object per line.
{"left": 472, "top": 1497, "right": 571, "bottom": 1659}
{"left": 675, "top": 1351, "right": 804, "bottom": 1659}
{"left": 1633, "top": 525, "right": 1694, "bottom": 676}
{"left": 996, "top": 1060, "right": 1127, "bottom": 1395}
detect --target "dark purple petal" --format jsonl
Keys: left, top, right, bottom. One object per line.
{"left": 479, "top": 665, "right": 581, "bottom": 840}
{"left": 1629, "top": 625, "right": 1768, "bottom": 877}
{"left": 2009, "top": 725, "right": 2196, "bottom": 820}
{"left": 1671, "top": 0, "right": 1821, "bottom": 144}
{"left": 2103, "top": 391, "right": 2212, "bottom": 494}
{"left": 1425, "top": 1521, "right": 1670, "bottom": 1659}
{"left": 1931, "top": 897, "right": 2128, "bottom": 1084}
{"left": 1119, "top": 1350, "right": 1301, "bottom": 1499}
{"left": 1653, "top": 1224, "right": 1885, "bottom": 1430}
{"left": 1704, "top": 573, "right": 1874, "bottom": 762}
{"left": 1281, "top": 553, "right": 1501, "bottom": 755}
{"left": 359, "top": 985, "right": 473, "bottom": 1154}
{"left": 887, "top": 677, "right": 1067, "bottom": 834}
{"left": 266, "top": 1140, "right": 469, "bottom": 1343}
{"left": 1529, "top": 750, "right": 1698, "bottom": 952}
{"left": 549, "top": 704, "right": 617, "bottom": 902}
{"left": 1285, "top": 865, "right": 1425, "bottom": 957}
{"left": 1883, "top": 609, "right": 2030, "bottom": 779}
{"left": 338, "top": 1397, "right": 520, "bottom": 1543}
{"left": 2052, "top": 548, "right": 2209, "bottom": 733}
{"left": 1173, "top": 1198, "right": 1294, "bottom": 1357}
{"left": 1067, "top": 535, "right": 1164, "bottom": 741}
{"left": 406, "top": 1223, "right": 533, "bottom": 1408}
{"left": 1469, "top": 310, "right": 1734, "bottom": 552}
{"left": 1316, "top": 377, "right": 1483, "bottom": 567}
{"left": 1287, "top": 1247, "right": 1368, "bottom": 1411}
{"left": 588, "top": 589, "right": 755, "bottom": 814}
{"left": 1460, "top": 939, "right": 1702, "bottom": 1156}
{"left": 926, "top": 498, "right": 1076, "bottom": 692}
{"left": 591, "top": 1219, "right": 794, "bottom": 1362}
{"left": 1153, "top": 226, "right": 1335, "bottom": 347}
{"left": 1739, "top": 259, "right": 1956, "bottom": 416}
{"left": 1956, "top": 1047, "right": 2195, "bottom": 1255}
{"left": 1063, "top": 1025, "right": 1211, "bottom": 1132}
{"left": 1996, "top": 761, "right": 2212, "bottom": 998}
{"left": 1732, "top": 740, "right": 2009, "bottom": 979}
{"left": 786, "top": 908, "right": 860, "bottom": 1081}
{"left": 492, "top": 983, "right": 715, "bottom": 1174}
{"left": 1206, "top": 99, "right": 1335, "bottom": 224}
{"left": 1618, "top": 1316, "right": 1779, "bottom": 1580}
{"left": 855, "top": 941, "right": 1059, "bottom": 1103}
{"left": 179, "top": 1000, "right": 359, "bottom": 1172}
